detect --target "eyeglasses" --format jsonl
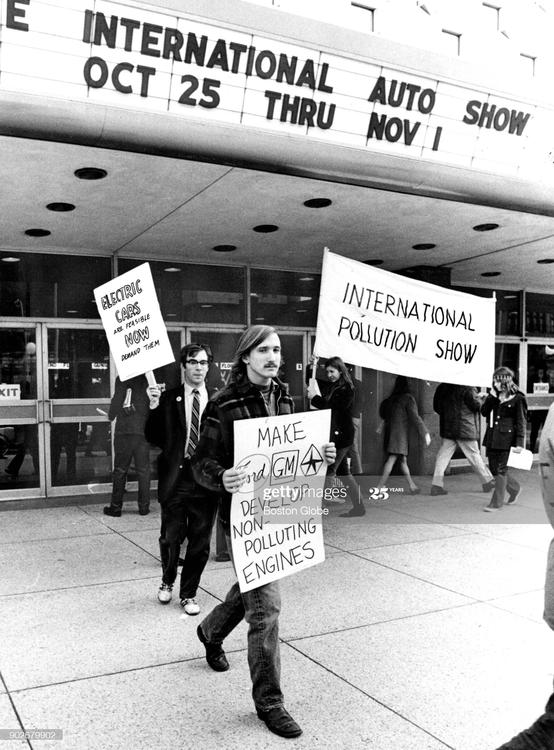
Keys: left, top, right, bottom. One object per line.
{"left": 186, "top": 359, "right": 209, "bottom": 367}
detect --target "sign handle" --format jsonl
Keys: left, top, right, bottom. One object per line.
{"left": 145, "top": 370, "right": 157, "bottom": 388}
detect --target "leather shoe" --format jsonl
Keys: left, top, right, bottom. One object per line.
{"left": 340, "top": 505, "right": 365, "bottom": 517}
{"left": 196, "top": 625, "right": 229, "bottom": 672}
{"left": 256, "top": 706, "right": 302, "bottom": 738}
{"left": 482, "top": 480, "right": 495, "bottom": 493}
{"left": 138, "top": 507, "right": 150, "bottom": 516}
{"left": 430, "top": 485, "right": 447, "bottom": 496}
{"left": 103, "top": 506, "right": 121, "bottom": 517}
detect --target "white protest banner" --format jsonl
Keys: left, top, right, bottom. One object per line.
{"left": 94, "top": 263, "right": 174, "bottom": 382}
{"left": 314, "top": 249, "right": 495, "bottom": 386}
{"left": 231, "top": 410, "right": 331, "bottom": 593}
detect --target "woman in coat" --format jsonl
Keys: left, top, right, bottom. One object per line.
{"left": 376, "top": 375, "right": 430, "bottom": 495}
{"left": 308, "top": 356, "right": 364, "bottom": 517}
{"left": 481, "top": 366, "right": 527, "bottom": 511}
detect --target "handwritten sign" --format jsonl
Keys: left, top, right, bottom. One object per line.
{"left": 314, "top": 249, "right": 495, "bottom": 386}
{"left": 231, "top": 410, "right": 331, "bottom": 592}
{"left": 93, "top": 262, "right": 174, "bottom": 381}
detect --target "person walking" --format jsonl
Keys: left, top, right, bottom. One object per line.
{"left": 307, "top": 356, "right": 365, "bottom": 517}
{"left": 103, "top": 374, "right": 151, "bottom": 517}
{"left": 191, "top": 325, "right": 336, "bottom": 739}
{"left": 481, "top": 366, "right": 527, "bottom": 512}
{"left": 430, "top": 382, "right": 495, "bottom": 496}
{"left": 492, "top": 400, "right": 554, "bottom": 748}
{"left": 376, "top": 375, "right": 430, "bottom": 495}
{"left": 146, "top": 344, "right": 220, "bottom": 615}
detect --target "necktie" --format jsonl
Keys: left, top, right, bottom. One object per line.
{"left": 187, "top": 389, "right": 200, "bottom": 457}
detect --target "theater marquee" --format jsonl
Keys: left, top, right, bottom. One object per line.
{"left": 1, "top": 0, "right": 553, "bottom": 180}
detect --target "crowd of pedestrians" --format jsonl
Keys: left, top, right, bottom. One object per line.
{"left": 100, "top": 330, "right": 545, "bottom": 741}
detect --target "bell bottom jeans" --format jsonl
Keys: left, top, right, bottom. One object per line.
{"left": 199, "top": 532, "right": 283, "bottom": 712}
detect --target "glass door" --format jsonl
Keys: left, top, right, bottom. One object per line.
{"left": 0, "top": 323, "right": 44, "bottom": 498}
{"left": 45, "top": 325, "right": 112, "bottom": 494}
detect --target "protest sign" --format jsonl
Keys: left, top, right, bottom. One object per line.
{"left": 94, "top": 263, "right": 174, "bottom": 382}
{"left": 314, "top": 249, "right": 495, "bottom": 386}
{"left": 231, "top": 409, "right": 331, "bottom": 593}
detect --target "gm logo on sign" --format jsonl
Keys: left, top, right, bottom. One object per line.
{"left": 270, "top": 450, "right": 299, "bottom": 485}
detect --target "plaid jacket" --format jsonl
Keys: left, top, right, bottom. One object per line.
{"left": 191, "top": 376, "right": 294, "bottom": 526}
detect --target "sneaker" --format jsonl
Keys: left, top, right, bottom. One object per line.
{"left": 180, "top": 597, "right": 200, "bottom": 615}
{"left": 103, "top": 506, "right": 121, "bottom": 517}
{"left": 157, "top": 582, "right": 173, "bottom": 604}
{"left": 482, "top": 480, "right": 495, "bottom": 492}
{"left": 507, "top": 489, "right": 521, "bottom": 505}
{"left": 430, "top": 485, "right": 448, "bottom": 496}
{"left": 483, "top": 504, "right": 500, "bottom": 513}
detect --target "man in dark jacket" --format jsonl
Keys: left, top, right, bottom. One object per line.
{"left": 103, "top": 374, "right": 151, "bottom": 517}
{"left": 191, "top": 325, "right": 336, "bottom": 740}
{"left": 493, "top": 401, "right": 554, "bottom": 748}
{"left": 146, "top": 343, "right": 219, "bottom": 615}
{"left": 430, "top": 382, "right": 494, "bottom": 496}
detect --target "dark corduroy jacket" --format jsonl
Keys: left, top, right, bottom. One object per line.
{"left": 191, "top": 376, "right": 294, "bottom": 527}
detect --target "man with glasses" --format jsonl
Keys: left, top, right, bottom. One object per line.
{"left": 146, "top": 343, "right": 220, "bottom": 615}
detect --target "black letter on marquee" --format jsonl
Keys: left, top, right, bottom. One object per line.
{"left": 83, "top": 57, "right": 109, "bottom": 89}
{"left": 6, "top": 0, "right": 29, "bottom": 31}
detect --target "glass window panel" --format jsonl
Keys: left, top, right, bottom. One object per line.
{"left": 527, "top": 344, "right": 554, "bottom": 394}
{"left": 47, "top": 329, "right": 110, "bottom": 398}
{"left": 251, "top": 269, "right": 321, "bottom": 327}
{"left": 118, "top": 259, "right": 246, "bottom": 325}
{"left": 1, "top": 424, "right": 39, "bottom": 488}
{"left": 0, "top": 329, "right": 37, "bottom": 398}
{"left": 0, "top": 253, "right": 111, "bottom": 318}
{"left": 526, "top": 292, "right": 554, "bottom": 336}
{"left": 452, "top": 286, "right": 521, "bottom": 335}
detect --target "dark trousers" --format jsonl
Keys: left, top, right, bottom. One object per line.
{"left": 487, "top": 449, "right": 520, "bottom": 508}
{"left": 111, "top": 434, "right": 151, "bottom": 511}
{"left": 159, "top": 466, "right": 218, "bottom": 599}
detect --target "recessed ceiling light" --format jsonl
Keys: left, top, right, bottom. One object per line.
{"left": 1, "top": 256, "right": 20, "bottom": 263}
{"left": 253, "top": 224, "right": 279, "bottom": 233}
{"left": 412, "top": 243, "right": 436, "bottom": 250}
{"left": 167, "top": 313, "right": 177, "bottom": 317}
{"left": 299, "top": 276, "right": 314, "bottom": 281}
{"left": 200, "top": 304, "right": 213, "bottom": 308}
{"left": 481, "top": 271, "right": 501, "bottom": 277}
{"left": 212, "top": 245, "right": 237, "bottom": 252}
{"left": 74, "top": 167, "right": 107, "bottom": 180}
{"left": 364, "top": 259, "right": 384, "bottom": 266}
{"left": 296, "top": 309, "right": 307, "bottom": 313}
{"left": 25, "top": 228, "right": 51, "bottom": 237}
{"left": 303, "top": 198, "right": 332, "bottom": 208}
{"left": 537, "top": 259, "right": 554, "bottom": 264}
{"left": 66, "top": 309, "right": 78, "bottom": 314}
{"left": 164, "top": 267, "right": 181, "bottom": 272}
{"left": 473, "top": 223, "right": 499, "bottom": 232}
{"left": 47, "top": 202, "right": 75, "bottom": 212}
{"left": 503, "top": 294, "right": 518, "bottom": 299}
{"left": 255, "top": 317, "right": 265, "bottom": 321}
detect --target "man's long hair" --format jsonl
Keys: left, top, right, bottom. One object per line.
{"left": 229, "top": 325, "right": 278, "bottom": 385}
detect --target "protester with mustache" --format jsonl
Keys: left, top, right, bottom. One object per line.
{"left": 192, "top": 325, "right": 336, "bottom": 739}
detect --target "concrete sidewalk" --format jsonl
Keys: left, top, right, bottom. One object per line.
{"left": 0, "top": 470, "right": 553, "bottom": 749}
